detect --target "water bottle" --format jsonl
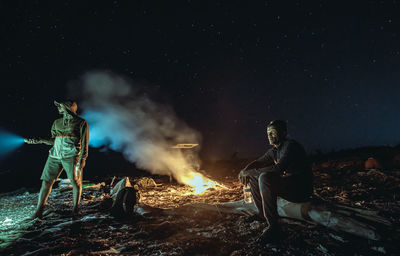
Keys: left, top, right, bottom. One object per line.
{"left": 243, "top": 184, "right": 252, "bottom": 203}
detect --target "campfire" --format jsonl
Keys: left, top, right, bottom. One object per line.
{"left": 159, "top": 143, "right": 228, "bottom": 196}
{"left": 138, "top": 174, "right": 240, "bottom": 209}
{"left": 178, "top": 170, "right": 227, "bottom": 195}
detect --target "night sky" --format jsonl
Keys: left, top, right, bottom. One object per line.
{"left": 1, "top": 0, "right": 400, "bottom": 160}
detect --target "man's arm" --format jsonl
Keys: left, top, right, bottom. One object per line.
{"left": 24, "top": 137, "right": 54, "bottom": 145}
{"left": 78, "top": 120, "right": 89, "bottom": 166}
{"left": 240, "top": 143, "right": 298, "bottom": 180}
{"left": 246, "top": 141, "right": 307, "bottom": 178}
{"left": 268, "top": 141, "right": 303, "bottom": 176}
{"left": 40, "top": 138, "right": 55, "bottom": 145}
{"left": 243, "top": 149, "right": 275, "bottom": 171}
{"left": 239, "top": 149, "right": 275, "bottom": 184}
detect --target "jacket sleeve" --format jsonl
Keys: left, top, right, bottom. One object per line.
{"left": 79, "top": 120, "right": 89, "bottom": 160}
{"left": 51, "top": 121, "right": 57, "bottom": 138}
{"left": 244, "top": 149, "right": 275, "bottom": 170}
{"left": 269, "top": 141, "right": 301, "bottom": 175}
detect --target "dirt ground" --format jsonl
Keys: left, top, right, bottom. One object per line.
{"left": 0, "top": 161, "right": 399, "bottom": 255}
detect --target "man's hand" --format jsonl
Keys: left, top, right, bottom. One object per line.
{"left": 75, "top": 159, "right": 86, "bottom": 179}
{"left": 24, "top": 138, "right": 42, "bottom": 144}
{"left": 281, "top": 171, "right": 293, "bottom": 178}
{"left": 238, "top": 169, "right": 250, "bottom": 184}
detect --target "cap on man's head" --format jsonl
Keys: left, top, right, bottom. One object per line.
{"left": 267, "top": 120, "right": 287, "bottom": 132}
{"left": 54, "top": 100, "right": 78, "bottom": 114}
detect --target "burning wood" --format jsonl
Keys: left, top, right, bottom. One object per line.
{"left": 138, "top": 177, "right": 238, "bottom": 209}
{"left": 178, "top": 170, "right": 227, "bottom": 195}
{"left": 164, "top": 143, "right": 227, "bottom": 195}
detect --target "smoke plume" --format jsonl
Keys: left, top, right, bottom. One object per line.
{"left": 72, "top": 71, "right": 202, "bottom": 183}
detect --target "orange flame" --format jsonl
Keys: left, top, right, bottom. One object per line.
{"left": 179, "top": 171, "right": 220, "bottom": 195}
{"left": 160, "top": 147, "right": 225, "bottom": 194}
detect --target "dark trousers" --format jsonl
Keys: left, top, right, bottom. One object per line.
{"left": 248, "top": 171, "right": 312, "bottom": 227}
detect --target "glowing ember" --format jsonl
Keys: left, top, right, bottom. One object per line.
{"left": 179, "top": 171, "right": 225, "bottom": 195}
{"left": 158, "top": 143, "right": 225, "bottom": 195}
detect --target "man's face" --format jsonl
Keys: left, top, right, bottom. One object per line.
{"left": 267, "top": 126, "right": 280, "bottom": 146}
{"left": 56, "top": 103, "right": 66, "bottom": 114}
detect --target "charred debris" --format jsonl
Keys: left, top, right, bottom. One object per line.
{"left": 0, "top": 146, "right": 399, "bottom": 255}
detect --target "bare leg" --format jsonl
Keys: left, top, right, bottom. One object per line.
{"left": 72, "top": 179, "right": 82, "bottom": 215}
{"left": 31, "top": 180, "right": 55, "bottom": 219}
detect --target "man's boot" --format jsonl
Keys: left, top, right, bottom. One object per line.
{"left": 255, "top": 223, "right": 281, "bottom": 244}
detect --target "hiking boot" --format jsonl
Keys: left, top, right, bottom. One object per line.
{"left": 26, "top": 209, "right": 44, "bottom": 221}
{"left": 72, "top": 208, "right": 81, "bottom": 220}
{"left": 255, "top": 224, "right": 281, "bottom": 244}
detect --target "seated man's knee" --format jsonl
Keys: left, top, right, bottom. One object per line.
{"left": 259, "top": 172, "right": 274, "bottom": 181}
{"left": 259, "top": 172, "right": 278, "bottom": 186}
{"left": 248, "top": 172, "right": 262, "bottom": 187}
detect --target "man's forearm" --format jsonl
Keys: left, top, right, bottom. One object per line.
{"left": 41, "top": 138, "right": 54, "bottom": 145}
{"left": 247, "top": 166, "right": 276, "bottom": 177}
{"left": 79, "top": 144, "right": 88, "bottom": 163}
{"left": 258, "top": 166, "right": 278, "bottom": 174}
{"left": 79, "top": 121, "right": 89, "bottom": 164}
{"left": 78, "top": 156, "right": 86, "bottom": 164}
{"left": 244, "top": 160, "right": 258, "bottom": 171}
{"left": 244, "top": 159, "right": 267, "bottom": 170}
{"left": 24, "top": 138, "right": 54, "bottom": 145}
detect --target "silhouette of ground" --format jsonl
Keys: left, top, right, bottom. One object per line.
{"left": 0, "top": 150, "right": 399, "bottom": 255}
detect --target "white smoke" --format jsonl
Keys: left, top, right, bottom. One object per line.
{"left": 75, "top": 71, "right": 201, "bottom": 182}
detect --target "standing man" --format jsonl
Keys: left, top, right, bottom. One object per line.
{"left": 25, "top": 100, "right": 89, "bottom": 219}
{"left": 238, "top": 120, "right": 313, "bottom": 243}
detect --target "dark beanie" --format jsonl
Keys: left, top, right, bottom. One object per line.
{"left": 267, "top": 120, "right": 287, "bottom": 132}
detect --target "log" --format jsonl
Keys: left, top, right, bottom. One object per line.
{"left": 150, "top": 197, "right": 391, "bottom": 241}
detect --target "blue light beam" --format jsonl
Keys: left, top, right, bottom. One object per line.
{"left": 82, "top": 110, "right": 127, "bottom": 150}
{"left": 0, "top": 129, "right": 25, "bottom": 159}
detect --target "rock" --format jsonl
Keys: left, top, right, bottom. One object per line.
{"left": 316, "top": 244, "right": 329, "bottom": 254}
{"left": 365, "top": 157, "right": 382, "bottom": 170}
{"left": 393, "top": 153, "right": 400, "bottom": 167}
{"left": 366, "top": 169, "right": 388, "bottom": 183}
{"left": 371, "top": 246, "right": 386, "bottom": 254}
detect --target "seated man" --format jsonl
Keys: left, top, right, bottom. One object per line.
{"left": 239, "top": 120, "right": 313, "bottom": 243}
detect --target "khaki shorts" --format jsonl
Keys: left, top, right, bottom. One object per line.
{"left": 41, "top": 156, "right": 82, "bottom": 183}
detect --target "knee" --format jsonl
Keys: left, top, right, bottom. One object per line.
{"left": 258, "top": 172, "right": 277, "bottom": 189}
{"left": 259, "top": 172, "right": 272, "bottom": 183}
{"left": 71, "top": 179, "right": 82, "bottom": 189}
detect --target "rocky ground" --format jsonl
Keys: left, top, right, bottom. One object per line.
{"left": 0, "top": 159, "right": 399, "bottom": 255}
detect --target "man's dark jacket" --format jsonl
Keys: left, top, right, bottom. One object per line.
{"left": 249, "top": 139, "right": 313, "bottom": 196}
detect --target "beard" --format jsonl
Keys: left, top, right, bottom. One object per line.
{"left": 268, "top": 136, "right": 279, "bottom": 146}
